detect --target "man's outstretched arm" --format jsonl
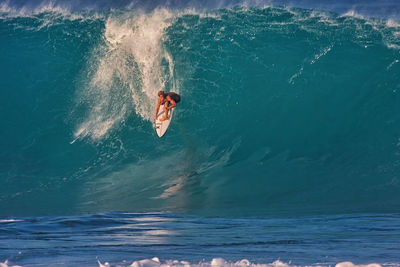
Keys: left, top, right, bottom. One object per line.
{"left": 154, "top": 99, "right": 161, "bottom": 120}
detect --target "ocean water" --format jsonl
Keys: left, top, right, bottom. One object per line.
{"left": 0, "top": 0, "right": 400, "bottom": 266}
{"left": 1, "top": 213, "right": 399, "bottom": 266}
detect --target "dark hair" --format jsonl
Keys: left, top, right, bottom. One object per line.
{"left": 158, "top": 91, "right": 165, "bottom": 97}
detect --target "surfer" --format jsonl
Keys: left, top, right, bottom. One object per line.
{"left": 155, "top": 91, "right": 181, "bottom": 121}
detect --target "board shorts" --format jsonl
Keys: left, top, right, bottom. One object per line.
{"left": 168, "top": 93, "right": 181, "bottom": 103}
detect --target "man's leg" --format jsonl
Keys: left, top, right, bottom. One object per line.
{"left": 160, "top": 105, "right": 169, "bottom": 121}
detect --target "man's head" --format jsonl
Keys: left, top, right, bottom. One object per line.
{"left": 158, "top": 91, "right": 165, "bottom": 97}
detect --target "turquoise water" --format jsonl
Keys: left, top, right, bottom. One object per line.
{"left": 0, "top": 1, "right": 400, "bottom": 265}
{"left": 1, "top": 3, "right": 400, "bottom": 216}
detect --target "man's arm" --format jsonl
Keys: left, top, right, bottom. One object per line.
{"left": 154, "top": 99, "right": 161, "bottom": 120}
{"left": 166, "top": 96, "right": 176, "bottom": 109}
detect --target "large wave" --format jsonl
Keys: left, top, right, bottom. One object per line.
{"left": 0, "top": 3, "right": 400, "bottom": 216}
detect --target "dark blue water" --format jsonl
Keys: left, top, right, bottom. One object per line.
{"left": 1, "top": 0, "right": 400, "bottom": 266}
{"left": 1, "top": 213, "right": 399, "bottom": 266}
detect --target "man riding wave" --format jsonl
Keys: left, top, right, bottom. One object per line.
{"left": 154, "top": 91, "right": 181, "bottom": 122}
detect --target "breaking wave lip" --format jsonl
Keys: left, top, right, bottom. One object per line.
{"left": 0, "top": 0, "right": 97, "bottom": 20}
{"left": 0, "top": 1, "right": 105, "bottom": 27}
{"left": 2, "top": 0, "right": 400, "bottom": 20}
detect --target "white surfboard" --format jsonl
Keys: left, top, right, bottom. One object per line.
{"left": 155, "top": 105, "right": 174, "bottom": 138}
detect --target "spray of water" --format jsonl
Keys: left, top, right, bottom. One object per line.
{"left": 74, "top": 9, "right": 176, "bottom": 141}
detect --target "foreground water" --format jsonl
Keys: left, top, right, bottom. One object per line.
{"left": 1, "top": 213, "right": 399, "bottom": 266}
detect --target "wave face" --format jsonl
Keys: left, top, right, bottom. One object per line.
{"left": 1, "top": 2, "right": 400, "bottom": 216}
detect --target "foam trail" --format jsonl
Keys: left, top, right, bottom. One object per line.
{"left": 97, "top": 258, "right": 383, "bottom": 267}
{"left": 0, "top": 261, "right": 22, "bottom": 267}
